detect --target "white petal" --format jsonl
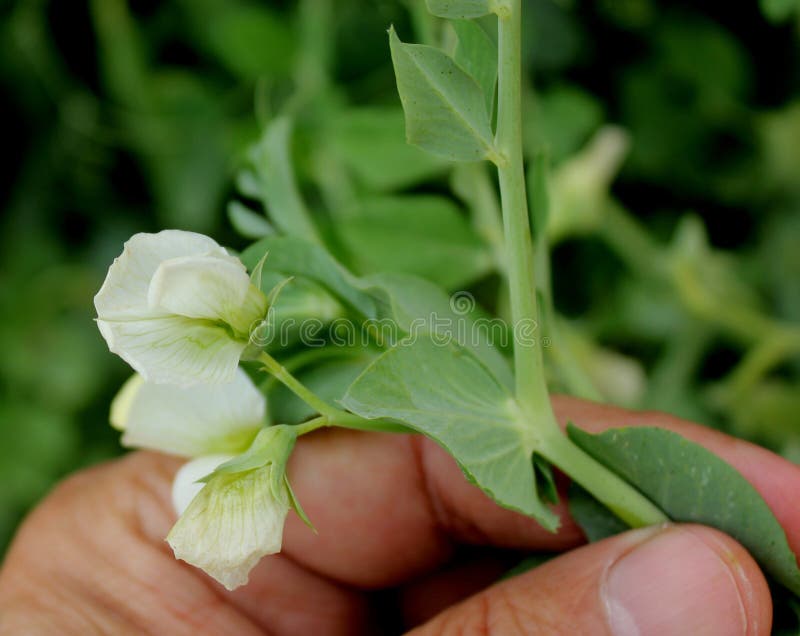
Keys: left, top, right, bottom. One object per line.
{"left": 119, "top": 368, "right": 265, "bottom": 456}
{"left": 172, "top": 455, "right": 234, "bottom": 516}
{"left": 97, "top": 315, "right": 245, "bottom": 386}
{"left": 148, "top": 255, "right": 265, "bottom": 336}
{"left": 109, "top": 373, "right": 145, "bottom": 431}
{"left": 167, "top": 465, "right": 289, "bottom": 590}
{"left": 95, "top": 230, "right": 230, "bottom": 321}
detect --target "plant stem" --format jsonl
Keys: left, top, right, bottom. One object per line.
{"left": 495, "top": 2, "right": 667, "bottom": 528}
{"left": 495, "top": 0, "right": 551, "bottom": 418}
{"left": 540, "top": 430, "right": 668, "bottom": 527}
{"left": 259, "top": 351, "right": 341, "bottom": 419}
{"left": 258, "top": 351, "right": 413, "bottom": 434}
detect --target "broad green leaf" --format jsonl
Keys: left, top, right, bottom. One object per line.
{"left": 363, "top": 272, "right": 513, "bottom": 388}
{"left": 452, "top": 20, "right": 497, "bottom": 118}
{"left": 389, "top": 27, "right": 497, "bottom": 162}
{"left": 342, "top": 335, "right": 558, "bottom": 528}
{"left": 248, "top": 117, "right": 320, "bottom": 241}
{"left": 336, "top": 195, "right": 493, "bottom": 289}
{"left": 326, "top": 107, "right": 449, "bottom": 191}
{"left": 568, "top": 425, "right": 800, "bottom": 595}
{"left": 241, "top": 236, "right": 378, "bottom": 319}
{"left": 227, "top": 201, "right": 274, "bottom": 239}
{"left": 426, "top": 0, "right": 504, "bottom": 19}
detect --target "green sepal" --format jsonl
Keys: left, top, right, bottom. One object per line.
{"left": 201, "top": 425, "right": 297, "bottom": 481}
{"left": 285, "top": 474, "right": 316, "bottom": 532}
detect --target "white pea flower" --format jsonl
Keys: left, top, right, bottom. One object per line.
{"left": 95, "top": 230, "right": 268, "bottom": 386}
{"left": 111, "top": 368, "right": 298, "bottom": 590}
{"left": 167, "top": 461, "right": 291, "bottom": 590}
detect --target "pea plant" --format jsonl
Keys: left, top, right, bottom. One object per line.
{"left": 94, "top": 0, "right": 800, "bottom": 613}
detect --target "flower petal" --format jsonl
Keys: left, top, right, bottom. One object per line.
{"left": 95, "top": 230, "right": 229, "bottom": 321}
{"left": 97, "top": 315, "right": 245, "bottom": 386}
{"left": 167, "top": 465, "right": 289, "bottom": 590}
{"left": 115, "top": 368, "right": 265, "bottom": 457}
{"left": 172, "top": 455, "right": 234, "bottom": 515}
{"left": 112, "top": 369, "right": 266, "bottom": 458}
{"left": 147, "top": 255, "right": 257, "bottom": 331}
{"left": 109, "top": 373, "right": 145, "bottom": 431}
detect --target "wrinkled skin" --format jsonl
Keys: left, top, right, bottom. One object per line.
{"left": 1, "top": 396, "right": 795, "bottom": 635}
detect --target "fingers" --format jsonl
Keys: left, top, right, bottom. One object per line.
{"left": 281, "top": 397, "right": 800, "bottom": 588}
{"left": 3, "top": 395, "right": 798, "bottom": 633}
{"left": 0, "top": 453, "right": 369, "bottom": 636}
{"left": 281, "top": 428, "right": 582, "bottom": 589}
{"left": 409, "top": 524, "right": 772, "bottom": 636}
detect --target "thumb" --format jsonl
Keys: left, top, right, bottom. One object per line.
{"left": 411, "top": 524, "right": 772, "bottom": 635}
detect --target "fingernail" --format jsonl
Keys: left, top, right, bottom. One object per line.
{"left": 603, "top": 527, "right": 748, "bottom": 636}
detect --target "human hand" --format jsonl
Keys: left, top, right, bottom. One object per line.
{"left": 1, "top": 397, "right": 796, "bottom": 635}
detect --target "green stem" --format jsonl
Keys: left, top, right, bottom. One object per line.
{"left": 259, "top": 351, "right": 341, "bottom": 419}
{"left": 495, "top": 1, "right": 551, "bottom": 418}
{"left": 259, "top": 352, "right": 414, "bottom": 434}
{"left": 294, "top": 415, "right": 330, "bottom": 436}
{"left": 540, "top": 430, "right": 668, "bottom": 527}
{"left": 495, "top": 3, "right": 666, "bottom": 528}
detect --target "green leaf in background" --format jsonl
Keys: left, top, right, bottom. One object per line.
{"left": 247, "top": 116, "right": 321, "bottom": 241}
{"left": 342, "top": 335, "right": 559, "bottom": 528}
{"left": 0, "top": 403, "right": 77, "bottom": 508}
{"left": 241, "top": 236, "right": 378, "bottom": 319}
{"left": 227, "top": 201, "right": 275, "bottom": 239}
{"left": 568, "top": 425, "right": 800, "bottom": 595}
{"left": 336, "top": 194, "right": 493, "bottom": 289}
{"left": 185, "top": 1, "right": 294, "bottom": 79}
{"left": 524, "top": 86, "right": 604, "bottom": 163}
{"left": 451, "top": 19, "right": 498, "bottom": 118}
{"left": 255, "top": 271, "right": 345, "bottom": 349}
{"left": 326, "top": 107, "right": 450, "bottom": 191}
{"left": 426, "top": 0, "right": 499, "bottom": 19}
{"left": 388, "top": 26, "right": 498, "bottom": 162}
{"left": 363, "top": 272, "right": 513, "bottom": 388}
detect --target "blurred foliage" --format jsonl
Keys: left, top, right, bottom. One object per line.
{"left": 1, "top": 0, "right": 799, "bottom": 559}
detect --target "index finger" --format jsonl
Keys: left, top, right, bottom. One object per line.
{"left": 281, "top": 396, "right": 800, "bottom": 588}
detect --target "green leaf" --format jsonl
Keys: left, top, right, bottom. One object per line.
{"left": 389, "top": 26, "right": 497, "bottom": 162}
{"left": 426, "top": 0, "right": 503, "bottom": 19}
{"left": 364, "top": 272, "right": 513, "bottom": 388}
{"left": 342, "top": 335, "right": 559, "bottom": 529}
{"left": 241, "top": 236, "right": 378, "bottom": 319}
{"left": 336, "top": 195, "right": 493, "bottom": 289}
{"left": 524, "top": 86, "right": 603, "bottom": 162}
{"left": 326, "top": 107, "right": 449, "bottom": 191}
{"left": 568, "top": 425, "right": 800, "bottom": 595}
{"left": 762, "top": 0, "right": 800, "bottom": 24}
{"left": 247, "top": 116, "right": 320, "bottom": 241}
{"left": 452, "top": 19, "right": 498, "bottom": 118}
{"left": 186, "top": 2, "right": 293, "bottom": 79}
{"left": 227, "top": 201, "right": 274, "bottom": 239}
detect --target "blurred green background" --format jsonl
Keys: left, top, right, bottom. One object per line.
{"left": 1, "top": 0, "right": 799, "bottom": 556}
